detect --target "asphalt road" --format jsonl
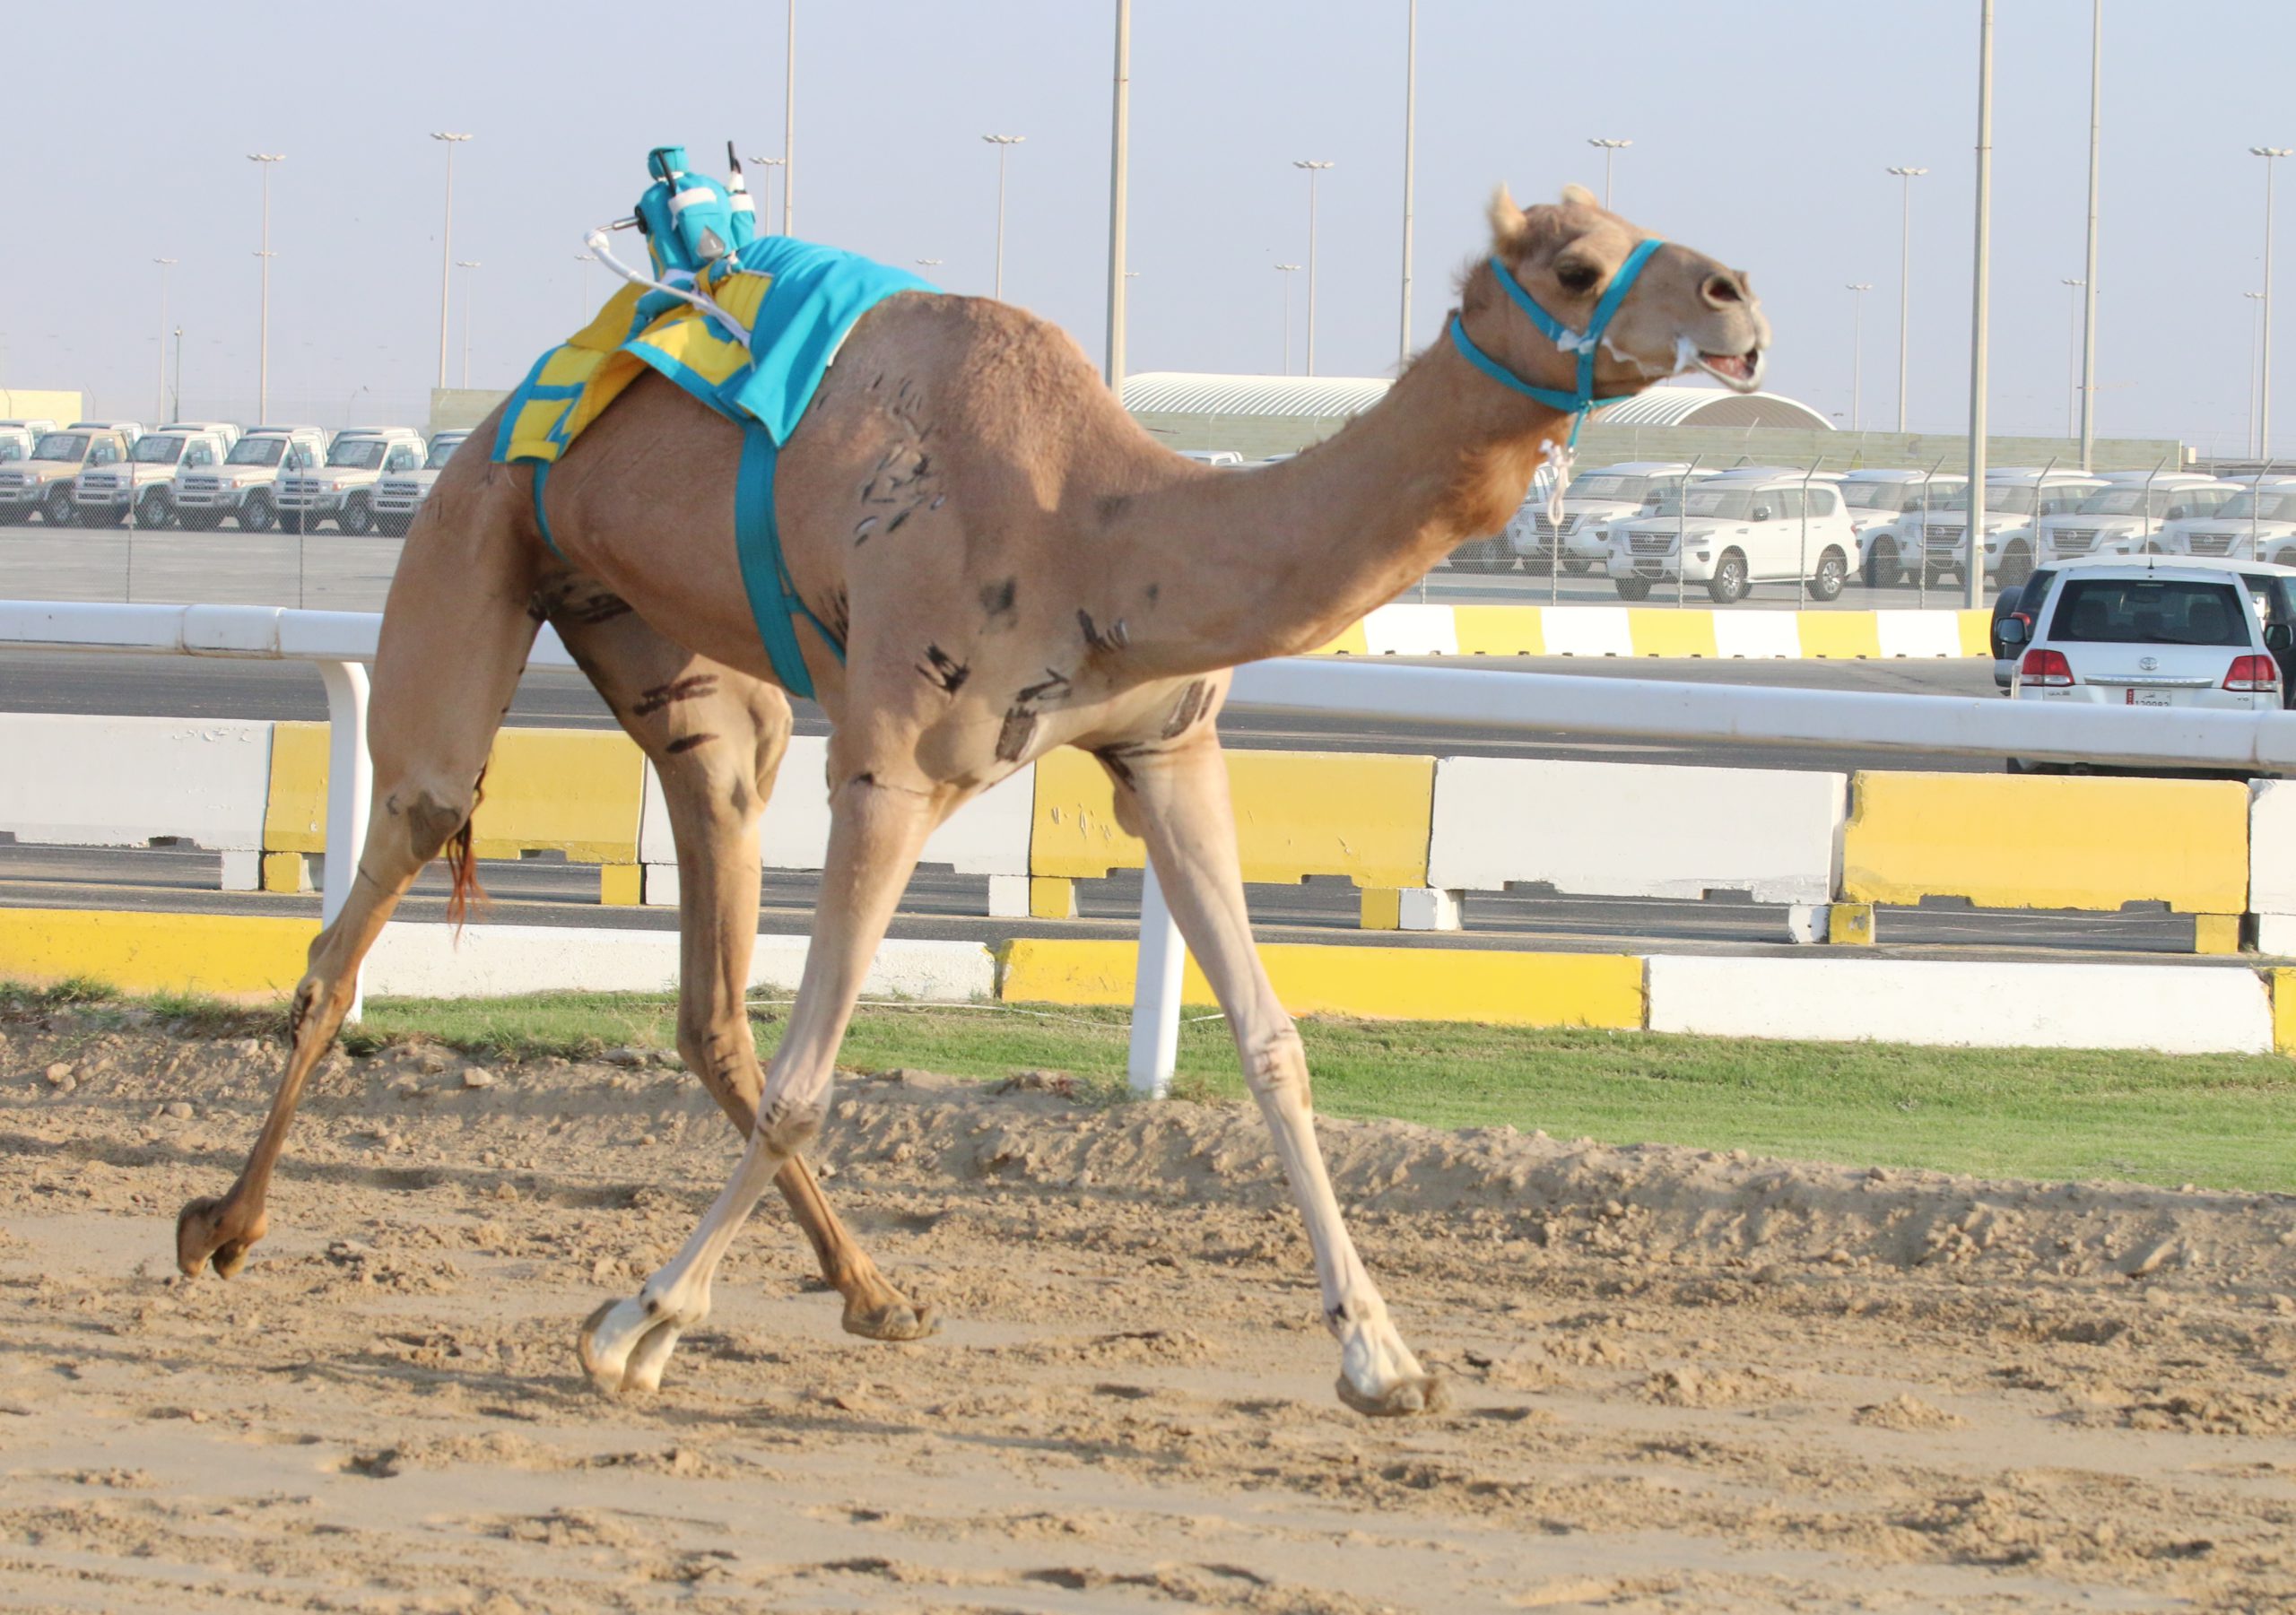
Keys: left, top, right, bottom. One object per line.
{"left": 0, "top": 521, "right": 2003, "bottom": 615}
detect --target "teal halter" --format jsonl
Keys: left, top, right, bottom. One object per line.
{"left": 1448, "top": 238, "right": 1666, "bottom": 445}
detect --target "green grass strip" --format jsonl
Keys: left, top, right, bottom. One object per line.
{"left": 10, "top": 982, "right": 2292, "bottom": 1194}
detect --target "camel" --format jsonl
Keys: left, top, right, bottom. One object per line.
{"left": 175, "top": 183, "right": 1767, "bottom": 1416}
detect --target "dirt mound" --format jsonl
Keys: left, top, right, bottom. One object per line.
{"left": 4, "top": 1013, "right": 2296, "bottom": 1611}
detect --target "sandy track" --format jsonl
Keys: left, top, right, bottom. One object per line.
{"left": 3, "top": 1012, "right": 2295, "bottom": 1612}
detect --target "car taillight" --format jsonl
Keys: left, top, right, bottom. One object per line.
{"left": 2224, "top": 655, "right": 2281, "bottom": 692}
{"left": 2020, "top": 648, "right": 2074, "bottom": 688}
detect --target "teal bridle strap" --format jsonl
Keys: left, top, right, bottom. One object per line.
{"left": 1448, "top": 237, "right": 1666, "bottom": 444}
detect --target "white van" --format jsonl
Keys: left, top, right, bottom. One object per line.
{"left": 1839, "top": 468, "right": 1966, "bottom": 588}
{"left": 2034, "top": 473, "right": 2241, "bottom": 566}
{"left": 1606, "top": 469, "right": 1857, "bottom": 603}
{"left": 1505, "top": 461, "right": 1718, "bottom": 575}
{"left": 1911, "top": 469, "right": 2106, "bottom": 586}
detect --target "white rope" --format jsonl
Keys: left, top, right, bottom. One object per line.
{"left": 582, "top": 228, "right": 754, "bottom": 352}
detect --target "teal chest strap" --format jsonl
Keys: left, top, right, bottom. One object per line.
{"left": 735, "top": 425, "right": 844, "bottom": 700}
{"left": 529, "top": 434, "right": 844, "bottom": 703}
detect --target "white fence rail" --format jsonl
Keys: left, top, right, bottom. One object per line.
{"left": 8, "top": 600, "right": 2296, "bottom": 1089}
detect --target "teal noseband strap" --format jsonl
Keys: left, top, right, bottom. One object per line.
{"left": 1448, "top": 237, "right": 1666, "bottom": 445}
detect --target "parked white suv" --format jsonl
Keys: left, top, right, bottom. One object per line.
{"left": 71, "top": 427, "right": 231, "bottom": 528}
{"left": 1911, "top": 469, "right": 2105, "bottom": 587}
{"left": 2160, "top": 478, "right": 2296, "bottom": 565}
{"left": 1506, "top": 461, "right": 1716, "bottom": 576}
{"left": 1840, "top": 468, "right": 1965, "bottom": 589}
{"left": 370, "top": 430, "right": 472, "bottom": 537}
{"left": 0, "top": 428, "right": 135, "bottom": 526}
{"left": 275, "top": 427, "right": 427, "bottom": 534}
{"left": 170, "top": 425, "right": 327, "bottom": 532}
{"left": 2033, "top": 473, "right": 2240, "bottom": 567}
{"left": 2000, "top": 561, "right": 2296, "bottom": 766}
{"left": 1606, "top": 470, "right": 1857, "bottom": 603}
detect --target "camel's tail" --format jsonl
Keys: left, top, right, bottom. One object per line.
{"left": 444, "top": 766, "right": 490, "bottom": 933}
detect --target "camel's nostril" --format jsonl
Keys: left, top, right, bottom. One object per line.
{"left": 1703, "top": 274, "right": 1744, "bottom": 306}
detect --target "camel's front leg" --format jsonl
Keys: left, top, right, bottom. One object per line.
{"left": 579, "top": 773, "right": 940, "bottom": 1394}
{"left": 1118, "top": 729, "right": 1442, "bottom": 1417}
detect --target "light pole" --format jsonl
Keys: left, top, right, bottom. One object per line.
{"left": 248, "top": 153, "right": 283, "bottom": 423}
{"left": 982, "top": 135, "right": 1025, "bottom": 299}
{"left": 2253, "top": 145, "right": 2292, "bottom": 457}
{"left": 748, "top": 156, "right": 786, "bottom": 234}
{"left": 1108, "top": 0, "right": 1131, "bottom": 391}
{"left": 2077, "top": 0, "right": 2100, "bottom": 469}
{"left": 152, "top": 257, "right": 177, "bottom": 424}
{"left": 915, "top": 258, "right": 944, "bottom": 272}
{"left": 1586, "top": 137, "right": 1631, "bottom": 209}
{"left": 1275, "top": 264, "right": 1301, "bottom": 374}
{"left": 1844, "top": 282, "right": 1872, "bottom": 431}
{"left": 574, "top": 253, "right": 594, "bottom": 329}
{"left": 457, "top": 261, "right": 481, "bottom": 388}
{"left": 430, "top": 132, "right": 471, "bottom": 390}
{"left": 2061, "top": 277, "right": 2085, "bottom": 439}
{"left": 171, "top": 326, "right": 184, "bottom": 422}
{"left": 1886, "top": 165, "right": 1928, "bottom": 433}
{"left": 782, "top": 0, "right": 796, "bottom": 233}
{"left": 1292, "top": 160, "right": 1335, "bottom": 375}
{"left": 1963, "top": 0, "right": 1995, "bottom": 612}
{"left": 1399, "top": 0, "right": 1417, "bottom": 364}
{"left": 2250, "top": 290, "right": 2268, "bottom": 458}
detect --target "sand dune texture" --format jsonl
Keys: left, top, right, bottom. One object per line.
{"left": 4, "top": 1010, "right": 2295, "bottom": 1612}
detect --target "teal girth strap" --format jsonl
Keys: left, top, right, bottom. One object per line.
{"left": 735, "top": 425, "right": 844, "bottom": 700}
{"left": 530, "top": 460, "right": 565, "bottom": 560}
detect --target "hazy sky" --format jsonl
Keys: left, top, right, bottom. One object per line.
{"left": 7, "top": 0, "right": 2293, "bottom": 455}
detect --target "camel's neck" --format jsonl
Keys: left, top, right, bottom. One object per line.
{"left": 1115, "top": 339, "right": 1568, "bottom": 673}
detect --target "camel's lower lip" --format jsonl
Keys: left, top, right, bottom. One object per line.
{"left": 1694, "top": 350, "right": 1764, "bottom": 392}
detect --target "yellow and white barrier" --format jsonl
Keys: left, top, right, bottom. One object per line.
{"left": 0, "top": 715, "right": 273, "bottom": 890}
{"left": 635, "top": 736, "right": 1037, "bottom": 914}
{"left": 1318, "top": 603, "right": 1990, "bottom": 660}
{"left": 1428, "top": 757, "right": 1847, "bottom": 905}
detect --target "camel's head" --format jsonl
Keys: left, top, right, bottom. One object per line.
{"left": 1466, "top": 183, "right": 1770, "bottom": 403}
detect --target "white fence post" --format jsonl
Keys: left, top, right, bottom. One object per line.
{"left": 1126, "top": 861, "right": 1186, "bottom": 1098}
{"left": 317, "top": 660, "right": 371, "bottom": 1020}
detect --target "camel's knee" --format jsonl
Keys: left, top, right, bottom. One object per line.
{"left": 1243, "top": 1022, "right": 1313, "bottom": 1111}
{"left": 755, "top": 1095, "right": 826, "bottom": 1159}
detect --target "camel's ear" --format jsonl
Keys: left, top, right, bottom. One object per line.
{"left": 1560, "top": 182, "right": 1599, "bottom": 210}
{"left": 1488, "top": 184, "right": 1529, "bottom": 249}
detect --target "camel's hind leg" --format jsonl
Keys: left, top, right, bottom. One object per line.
{"left": 536, "top": 572, "right": 933, "bottom": 1342}
{"left": 178, "top": 462, "right": 547, "bottom": 1278}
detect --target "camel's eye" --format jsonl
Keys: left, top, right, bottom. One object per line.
{"left": 1554, "top": 260, "right": 1602, "bottom": 296}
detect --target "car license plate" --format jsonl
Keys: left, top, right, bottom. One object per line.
{"left": 2126, "top": 688, "right": 2172, "bottom": 708}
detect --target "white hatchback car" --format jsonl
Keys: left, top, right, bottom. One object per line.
{"left": 2000, "top": 562, "right": 2296, "bottom": 742}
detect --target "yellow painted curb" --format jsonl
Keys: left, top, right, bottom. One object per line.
{"left": 999, "top": 938, "right": 1644, "bottom": 1028}
{"left": 1031, "top": 748, "right": 1435, "bottom": 890}
{"left": 2194, "top": 914, "right": 2243, "bottom": 956}
{"left": 1029, "top": 876, "right": 1078, "bottom": 920}
{"left": 1842, "top": 771, "right": 2251, "bottom": 914}
{"left": 2273, "top": 968, "right": 2296, "bottom": 1055}
{"left": 0, "top": 908, "right": 317, "bottom": 996}
{"left": 598, "top": 865, "right": 643, "bottom": 907}
{"left": 263, "top": 722, "right": 332, "bottom": 853}
{"left": 1626, "top": 608, "right": 1718, "bottom": 658}
{"left": 1309, "top": 621, "right": 1370, "bottom": 656}
{"left": 1453, "top": 605, "right": 1544, "bottom": 656}
{"left": 1796, "top": 612, "right": 1883, "bottom": 659}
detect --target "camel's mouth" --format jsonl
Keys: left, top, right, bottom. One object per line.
{"left": 1693, "top": 348, "right": 1765, "bottom": 393}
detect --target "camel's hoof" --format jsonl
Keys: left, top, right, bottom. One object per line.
{"left": 176, "top": 1196, "right": 257, "bottom": 1280}
{"left": 577, "top": 1298, "right": 683, "bottom": 1396}
{"left": 841, "top": 1293, "right": 939, "bottom": 1343}
{"left": 1335, "top": 1372, "right": 1448, "bottom": 1419}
